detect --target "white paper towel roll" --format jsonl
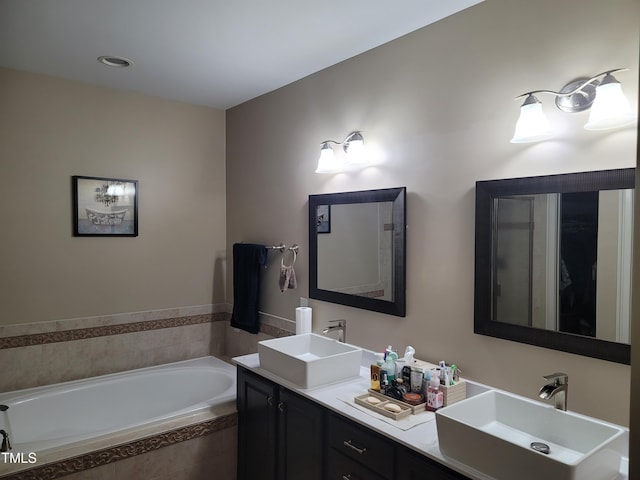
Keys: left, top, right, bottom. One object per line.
{"left": 296, "top": 307, "right": 312, "bottom": 335}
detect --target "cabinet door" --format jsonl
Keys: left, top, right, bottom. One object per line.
{"left": 327, "top": 447, "right": 387, "bottom": 480}
{"left": 278, "top": 388, "right": 325, "bottom": 480}
{"left": 328, "top": 413, "right": 395, "bottom": 479}
{"left": 237, "top": 368, "right": 279, "bottom": 480}
{"left": 396, "top": 447, "right": 470, "bottom": 480}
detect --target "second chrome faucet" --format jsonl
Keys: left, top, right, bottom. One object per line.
{"left": 322, "top": 320, "right": 346, "bottom": 343}
{"left": 538, "top": 372, "right": 568, "bottom": 411}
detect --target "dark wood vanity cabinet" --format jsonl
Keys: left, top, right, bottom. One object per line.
{"left": 237, "top": 367, "right": 324, "bottom": 480}
{"left": 237, "top": 366, "right": 470, "bottom": 480}
{"left": 396, "top": 447, "right": 469, "bottom": 480}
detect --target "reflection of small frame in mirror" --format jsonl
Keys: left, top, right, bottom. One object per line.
{"left": 316, "top": 205, "right": 331, "bottom": 233}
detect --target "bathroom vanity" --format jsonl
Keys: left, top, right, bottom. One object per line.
{"left": 235, "top": 353, "right": 480, "bottom": 480}
{"left": 233, "top": 352, "right": 629, "bottom": 480}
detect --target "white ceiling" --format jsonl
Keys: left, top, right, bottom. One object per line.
{"left": 0, "top": 0, "right": 482, "bottom": 109}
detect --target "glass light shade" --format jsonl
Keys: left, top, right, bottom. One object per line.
{"left": 315, "top": 144, "right": 341, "bottom": 173}
{"left": 510, "top": 97, "right": 553, "bottom": 143}
{"left": 584, "top": 80, "right": 637, "bottom": 131}
{"left": 345, "top": 138, "right": 367, "bottom": 165}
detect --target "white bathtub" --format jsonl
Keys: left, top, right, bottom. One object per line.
{"left": 0, "top": 356, "right": 236, "bottom": 455}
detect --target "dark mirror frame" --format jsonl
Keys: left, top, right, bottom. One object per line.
{"left": 474, "top": 168, "right": 634, "bottom": 365}
{"left": 309, "top": 187, "right": 407, "bottom": 317}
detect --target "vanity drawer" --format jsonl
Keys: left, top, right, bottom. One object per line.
{"left": 328, "top": 413, "right": 395, "bottom": 479}
{"left": 327, "top": 448, "right": 387, "bottom": 480}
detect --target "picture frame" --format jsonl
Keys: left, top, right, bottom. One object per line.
{"left": 316, "top": 204, "right": 331, "bottom": 233}
{"left": 72, "top": 175, "right": 138, "bottom": 237}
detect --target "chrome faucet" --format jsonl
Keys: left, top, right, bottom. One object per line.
{"left": 539, "top": 372, "right": 568, "bottom": 411}
{"left": 322, "top": 320, "right": 346, "bottom": 343}
{"left": 0, "top": 405, "right": 10, "bottom": 453}
{"left": 0, "top": 429, "right": 11, "bottom": 453}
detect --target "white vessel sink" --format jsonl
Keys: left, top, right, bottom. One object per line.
{"left": 257, "top": 333, "right": 363, "bottom": 389}
{"left": 436, "top": 390, "right": 625, "bottom": 480}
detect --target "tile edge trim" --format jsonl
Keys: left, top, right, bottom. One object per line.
{"left": 0, "top": 312, "right": 230, "bottom": 350}
{"left": 0, "top": 413, "right": 237, "bottom": 480}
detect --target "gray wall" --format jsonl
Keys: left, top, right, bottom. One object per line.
{"left": 0, "top": 68, "right": 227, "bottom": 325}
{"left": 226, "top": 0, "right": 639, "bottom": 426}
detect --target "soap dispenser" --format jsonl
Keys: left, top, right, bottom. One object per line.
{"left": 426, "top": 369, "right": 443, "bottom": 411}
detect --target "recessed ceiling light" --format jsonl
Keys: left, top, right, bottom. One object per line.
{"left": 97, "top": 56, "right": 133, "bottom": 68}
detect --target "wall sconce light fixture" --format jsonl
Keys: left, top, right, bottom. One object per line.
{"left": 511, "top": 68, "right": 637, "bottom": 143}
{"left": 315, "top": 131, "right": 366, "bottom": 173}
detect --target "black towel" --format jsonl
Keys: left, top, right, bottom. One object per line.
{"left": 230, "top": 243, "right": 268, "bottom": 334}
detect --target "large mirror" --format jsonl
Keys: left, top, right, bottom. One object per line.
{"left": 475, "top": 168, "right": 634, "bottom": 364}
{"left": 309, "top": 187, "right": 406, "bottom": 316}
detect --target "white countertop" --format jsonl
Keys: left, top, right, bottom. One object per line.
{"left": 233, "top": 352, "right": 629, "bottom": 480}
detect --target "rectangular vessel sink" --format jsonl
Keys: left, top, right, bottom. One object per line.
{"left": 258, "top": 333, "right": 363, "bottom": 389}
{"left": 436, "top": 390, "right": 625, "bottom": 480}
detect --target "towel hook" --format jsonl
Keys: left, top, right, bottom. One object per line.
{"left": 269, "top": 243, "right": 286, "bottom": 252}
{"left": 268, "top": 243, "right": 300, "bottom": 253}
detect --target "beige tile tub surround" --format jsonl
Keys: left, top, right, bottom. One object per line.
{"left": 0, "top": 306, "right": 228, "bottom": 392}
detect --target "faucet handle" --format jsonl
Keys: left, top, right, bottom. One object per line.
{"left": 543, "top": 372, "right": 568, "bottom": 384}
{"left": 329, "top": 319, "right": 346, "bottom": 326}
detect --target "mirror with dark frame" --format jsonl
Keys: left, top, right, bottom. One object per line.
{"left": 475, "top": 168, "right": 634, "bottom": 364}
{"left": 309, "top": 187, "right": 406, "bottom": 316}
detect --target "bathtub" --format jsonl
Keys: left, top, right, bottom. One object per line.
{"left": 0, "top": 356, "right": 236, "bottom": 459}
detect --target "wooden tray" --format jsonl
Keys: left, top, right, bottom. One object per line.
{"left": 354, "top": 393, "right": 412, "bottom": 420}
{"left": 367, "top": 389, "right": 426, "bottom": 414}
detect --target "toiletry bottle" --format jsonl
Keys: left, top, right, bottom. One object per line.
{"left": 382, "top": 347, "right": 397, "bottom": 383}
{"left": 402, "top": 365, "right": 412, "bottom": 387}
{"left": 370, "top": 364, "right": 381, "bottom": 392}
{"left": 427, "top": 383, "right": 443, "bottom": 411}
{"left": 395, "top": 357, "right": 406, "bottom": 379}
{"left": 451, "top": 364, "right": 459, "bottom": 383}
{"left": 410, "top": 366, "right": 424, "bottom": 393}
{"left": 430, "top": 369, "right": 440, "bottom": 391}
{"left": 380, "top": 370, "right": 389, "bottom": 394}
{"left": 379, "top": 351, "right": 389, "bottom": 393}
{"left": 439, "top": 361, "right": 447, "bottom": 385}
{"left": 423, "top": 370, "right": 431, "bottom": 398}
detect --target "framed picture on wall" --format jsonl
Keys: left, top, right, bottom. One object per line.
{"left": 316, "top": 204, "right": 331, "bottom": 234}
{"left": 72, "top": 175, "right": 138, "bottom": 237}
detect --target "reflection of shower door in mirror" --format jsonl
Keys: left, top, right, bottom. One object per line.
{"left": 559, "top": 192, "right": 599, "bottom": 337}
{"left": 493, "top": 197, "right": 534, "bottom": 326}
{"left": 475, "top": 169, "right": 635, "bottom": 364}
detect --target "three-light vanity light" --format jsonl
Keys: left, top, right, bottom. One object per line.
{"left": 315, "top": 131, "right": 366, "bottom": 173}
{"left": 511, "top": 68, "right": 637, "bottom": 143}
